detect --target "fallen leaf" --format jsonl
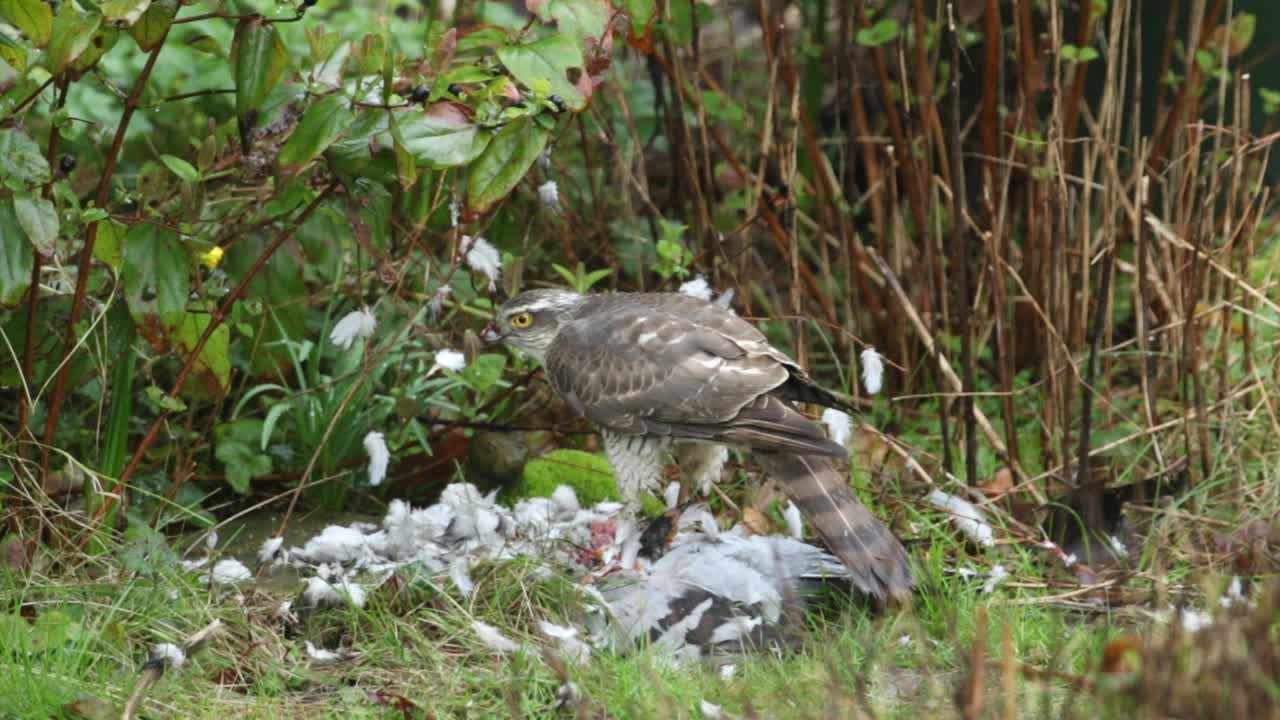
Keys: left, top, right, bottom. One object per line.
{"left": 740, "top": 507, "right": 774, "bottom": 536}
{"left": 980, "top": 467, "right": 1015, "bottom": 497}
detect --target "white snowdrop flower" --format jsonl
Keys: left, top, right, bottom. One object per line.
{"left": 258, "top": 537, "right": 284, "bottom": 565}
{"left": 821, "top": 408, "right": 852, "bottom": 449}
{"left": 207, "top": 559, "right": 252, "bottom": 585}
{"left": 782, "top": 501, "right": 803, "bottom": 539}
{"left": 150, "top": 643, "right": 186, "bottom": 670}
{"left": 860, "top": 347, "right": 884, "bottom": 395}
{"left": 472, "top": 621, "right": 521, "bottom": 654}
{"left": 329, "top": 308, "right": 377, "bottom": 349}
{"left": 982, "top": 564, "right": 1009, "bottom": 594}
{"left": 537, "top": 180, "right": 561, "bottom": 211}
{"left": 678, "top": 275, "right": 713, "bottom": 301}
{"left": 927, "top": 489, "right": 995, "bottom": 547}
{"left": 434, "top": 348, "right": 467, "bottom": 372}
{"left": 428, "top": 285, "right": 452, "bottom": 316}
{"left": 462, "top": 236, "right": 501, "bottom": 290}
{"left": 363, "top": 431, "right": 389, "bottom": 487}
{"left": 204, "top": 531, "right": 218, "bottom": 551}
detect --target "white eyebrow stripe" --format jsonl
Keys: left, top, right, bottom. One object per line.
{"left": 509, "top": 302, "right": 553, "bottom": 315}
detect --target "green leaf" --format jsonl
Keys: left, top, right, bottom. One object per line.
{"left": 232, "top": 16, "right": 289, "bottom": 117}
{"left": 44, "top": 4, "right": 102, "bottom": 75}
{"left": 13, "top": 195, "right": 57, "bottom": 255}
{"left": 0, "top": 200, "right": 34, "bottom": 306}
{"left": 1260, "top": 87, "right": 1280, "bottom": 115}
{"left": 184, "top": 33, "right": 224, "bottom": 58}
{"left": 550, "top": 262, "right": 577, "bottom": 287}
{"left": 387, "top": 113, "right": 419, "bottom": 188}
{"left": 461, "top": 353, "right": 506, "bottom": 391}
{"left": 543, "top": 0, "right": 609, "bottom": 42}
{"left": 128, "top": 0, "right": 175, "bottom": 51}
{"left": 159, "top": 154, "right": 200, "bottom": 182}
{"left": 172, "top": 304, "right": 231, "bottom": 397}
{"left": 397, "top": 102, "right": 491, "bottom": 169}
{"left": 124, "top": 223, "right": 189, "bottom": 331}
{"left": 145, "top": 385, "right": 187, "bottom": 412}
{"left": 455, "top": 26, "right": 510, "bottom": 53}
{"left": 1194, "top": 48, "right": 1217, "bottom": 74}
{"left": 466, "top": 117, "right": 548, "bottom": 214}
{"left": 100, "top": 0, "right": 151, "bottom": 27}
{"left": 118, "top": 522, "right": 179, "bottom": 575}
{"left": 0, "top": 54, "right": 16, "bottom": 89}
{"left": 0, "top": 33, "right": 28, "bottom": 73}
{"left": 261, "top": 401, "right": 292, "bottom": 451}
{"left": 94, "top": 218, "right": 126, "bottom": 272}
{"left": 215, "top": 438, "right": 272, "bottom": 494}
{"left": 1063, "top": 44, "right": 1098, "bottom": 63}
{"left": 278, "top": 93, "right": 353, "bottom": 168}
{"left": 855, "top": 18, "right": 899, "bottom": 47}
{"left": 0, "top": 127, "right": 50, "bottom": 186}
{"left": 496, "top": 34, "right": 586, "bottom": 110}
{"left": 1224, "top": 13, "right": 1255, "bottom": 56}
{"left": 0, "top": 0, "right": 53, "bottom": 47}
{"left": 621, "top": 0, "right": 657, "bottom": 37}
{"left": 70, "top": 25, "right": 119, "bottom": 73}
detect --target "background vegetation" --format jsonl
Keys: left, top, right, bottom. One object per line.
{"left": 1, "top": 0, "right": 1278, "bottom": 717}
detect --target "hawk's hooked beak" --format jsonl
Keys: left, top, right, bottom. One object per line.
{"left": 480, "top": 321, "right": 503, "bottom": 344}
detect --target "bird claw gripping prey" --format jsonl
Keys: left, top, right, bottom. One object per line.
{"left": 483, "top": 288, "right": 914, "bottom": 602}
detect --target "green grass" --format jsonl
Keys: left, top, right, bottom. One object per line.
{"left": 2, "top": 500, "right": 1273, "bottom": 719}
{"left": 2, "top": 411, "right": 1278, "bottom": 719}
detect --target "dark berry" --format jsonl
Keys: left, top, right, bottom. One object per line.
{"left": 59, "top": 155, "right": 76, "bottom": 173}
{"left": 447, "top": 83, "right": 463, "bottom": 96}
{"left": 302, "top": 0, "right": 318, "bottom": 7}
{"left": 409, "top": 85, "right": 429, "bottom": 103}
{"left": 549, "top": 95, "right": 566, "bottom": 113}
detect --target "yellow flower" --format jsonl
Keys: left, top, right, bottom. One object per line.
{"left": 200, "top": 246, "right": 224, "bottom": 269}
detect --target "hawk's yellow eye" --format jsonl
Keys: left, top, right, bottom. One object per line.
{"left": 510, "top": 312, "right": 533, "bottom": 328}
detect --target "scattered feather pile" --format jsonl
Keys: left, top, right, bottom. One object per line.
{"left": 261, "top": 482, "right": 851, "bottom": 661}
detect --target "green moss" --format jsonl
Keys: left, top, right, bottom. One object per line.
{"left": 517, "top": 448, "right": 664, "bottom": 515}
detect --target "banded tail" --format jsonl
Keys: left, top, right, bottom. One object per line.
{"left": 760, "top": 453, "right": 913, "bottom": 602}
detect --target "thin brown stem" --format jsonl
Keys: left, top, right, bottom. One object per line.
{"left": 40, "top": 33, "right": 174, "bottom": 480}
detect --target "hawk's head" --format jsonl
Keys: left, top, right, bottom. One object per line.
{"left": 480, "top": 288, "right": 584, "bottom": 362}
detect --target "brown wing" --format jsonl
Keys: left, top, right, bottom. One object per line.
{"left": 544, "top": 293, "right": 844, "bottom": 457}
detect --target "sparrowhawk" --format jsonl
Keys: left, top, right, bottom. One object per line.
{"left": 481, "top": 289, "right": 913, "bottom": 601}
